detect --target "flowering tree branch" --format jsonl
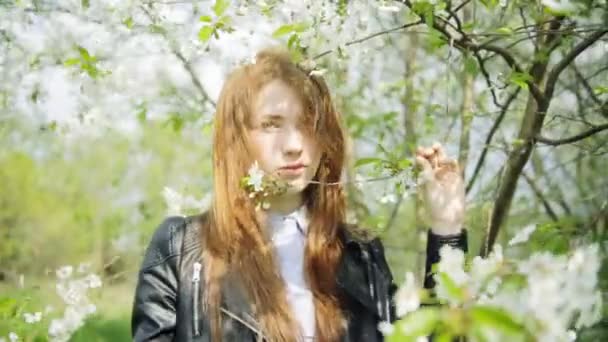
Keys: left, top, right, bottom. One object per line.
{"left": 313, "top": 20, "right": 423, "bottom": 60}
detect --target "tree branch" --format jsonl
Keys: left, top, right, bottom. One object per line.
{"left": 313, "top": 20, "right": 423, "bottom": 60}
{"left": 466, "top": 87, "right": 521, "bottom": 194}
{"left": 521, "top": 171, "right": 559, "bottom": 221}
{"left": 572, "top": 63, "right": 608, "bottom": 118}
{"left": 399, "top": 0, "right": 545, "bottom": 103}
{"left": 140, "top": 4, "right": 214, "bottom": 108}
{"left": 535, "top": 123, "right": 608, "bottom": 146}
{"left": 544, "top": 29, "right": 608, "bottom": 99}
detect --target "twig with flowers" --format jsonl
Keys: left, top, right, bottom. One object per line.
{"left": 0, "top": 263, "right": 103, "bottom": 342}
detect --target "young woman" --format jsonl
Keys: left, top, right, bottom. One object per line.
{"left": 131, "top": 47, "right": 467, "bottom": 342}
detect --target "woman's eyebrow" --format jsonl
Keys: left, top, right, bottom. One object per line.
{"left": 260, "top": 114, "right": 284, "bottom": 120}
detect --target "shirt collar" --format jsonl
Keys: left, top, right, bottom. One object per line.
{"left": 267, "top": 205, "right": 309, "bottom": 234}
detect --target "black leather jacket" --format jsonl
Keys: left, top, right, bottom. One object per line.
{"left": 131, "top": 215, "right": 467, "bottom": 341}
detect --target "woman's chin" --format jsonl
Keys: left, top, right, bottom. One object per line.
{"left": 281, "top": 178, "right": 307, "bottom": 194}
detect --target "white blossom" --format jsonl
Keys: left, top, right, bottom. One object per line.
{"left": 470, "top": 245, "right": 503, "bottom": 294}
{"left": 162, "top": 186, "right": 209, "bottom": 216}
{"left": 379, "top": 193, "right": 397, "bottom": 204}
{"left": 541, "top": 0, "right": 579, "bottom": 13}
{"left": 309, "top": 68, "right": 327, "bottom": 77}
{"left": 85, "top": 274, "right": 102, "bottom": 288}
{"left": 49, "top": 265, "right": 103, "bottom": 341}
{"left": 56, "top": 265, "right": 73, "bottom": 280}
{"left": 23, "top": 311, "right": 42, "bottom": 323}
{"left": 77, "top": 262, "right": 91, "bottom": 274}
{"left": 377, "top": 321, "right": 395, "bottom": 336}
{"left": 508, "top": 223, "right": 537, "bottom": 246}
{"left": 437, "top": 245, "right": 468, "bottom": 285}
{"left": 8, "top": 333, "right": 18, "bottom": 342}
{"left": 378, "top": 5, "right": 401, "bottom": 12}
{"left": 247, "top": 161, "right": 265, "bottom": 192}
{"left": 394, "top": 272, "right": 420, "bottom": 317}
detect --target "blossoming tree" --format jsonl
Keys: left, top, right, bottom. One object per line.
{"left": 0, "top": 0, "right": 606, "bottom": 340}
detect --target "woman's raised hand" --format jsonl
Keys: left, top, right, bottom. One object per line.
{"left": 415, "top": 142, "right": 465, "bottom": 236}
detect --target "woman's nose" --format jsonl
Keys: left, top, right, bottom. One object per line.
{"left": 283, "top": 128, "right": 303, "bottom": 156}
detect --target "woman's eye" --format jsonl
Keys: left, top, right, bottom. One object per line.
{"left": 261, "top": 121, "right": 280, "bottom": 129}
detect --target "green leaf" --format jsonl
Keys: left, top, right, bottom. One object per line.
{"left": 471, "top": 305, "right": 526, "bottom": 336}
{"left": 287, "top": 33, "right": 300, "bottom": 50}
{"left": 424, "top": 114, "right": 435, "bottom": 133}
{"left": 398, "top": 158, "right": 412, "bottom": 170}
{"left": 164, "top": 115, "right": 184, "bottom": 132}
{"left": 123, "top": 16, "right": 134, "bottom": 29}
{"left": 511, "top": 138, "right": 525, "bottom": 148}
{"left": 594, "top": 86, "right": 608, "bottom": 95}
{"left": 437, "top": 272, "right": 466, "bottom": 302}
{"left": 77, "top": 46, "right": 93, "bottom": 61}
{"left": 495, "top": 27, "right": 513, "bottom": 35}
{"left": 272, "top": 22, "right": 308, "bottom": 38}
{"left": 479, "top": 0, "right": 499, "bottom": 9}
{"left": 464, "top": 55, "right": 478, "bottom": 75}
{"left": 337, "top": 0, "right": 347, "bottom": 16}
{"left": 63, "top": 58, "right": 80, "bottom": 67}
{"left": 136, "top": 104, "right": 147, "bottom": 123}
{"left": 200, "top": 15, "right": 213, "bottom": 23}
{"left": 198, "top": 26, "right": 215, "bottom": 42}
{"left": 508, "top": 72, "right": 533, "bottom": 90}
{"left": 291, "top": 22, "right": 308, "bottom": 33}
{"left": 149, "top": 24, "right": 166, "bottom": 35}
{"left": 396, "top": 307, "right": 440, "bottom": 337}
{"left": 435, "top": 332, "right": 454, "bottom": 342}
{"left": 273, "top": 24, "right": 295, "bottom": 38}
{"left": 0, "top": 297, "right": 18, "bottom": 317}
{"left": 355, "top": 157, "right": 384, "bottom": 168}
{"left": 212, "top": 0, "right": 230, "bottom": 17}
{"left": 81, "top": 0, "right": 90, "bottom": 8}
{"left": 426, "top": 28, "right": 445, "bottom": 51}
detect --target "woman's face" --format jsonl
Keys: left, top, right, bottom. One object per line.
{"left": 249, "top": 79, "right": 321, "bottom": 196}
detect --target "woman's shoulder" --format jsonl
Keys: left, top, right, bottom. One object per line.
{"left": 337, "top": 222, "right": 394, "bottom": 282}
{"left": 140, "top": 213, "right": 207, "bottom": 270}
{"left": 339, "top": 222, "right": 390, "bottom": 266}
{"left": 339, "top": 222, "right": 382, "bottom": 247}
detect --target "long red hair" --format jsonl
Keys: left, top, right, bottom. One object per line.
{"left": 203, "top": 47, "right": 347, "bottom": 341}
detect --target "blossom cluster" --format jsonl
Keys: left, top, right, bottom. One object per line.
{"left": 48, "top": 264, "right": 103, "bottom": 342}
{"left": 241, "top": 161, "right": 290, "bottom": 210}
{"left": 384, "top": 240, "right": 602, "bottom": 341}
{"left": 0, "top": 263, "right": 103, "bottom": 342}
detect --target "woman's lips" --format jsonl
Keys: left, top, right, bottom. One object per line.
{"left": 278, "top": 165, "right": 306, "bottom": 177}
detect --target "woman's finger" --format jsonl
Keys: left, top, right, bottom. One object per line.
{"left": 435, "top": 145, "right": 447, "bottom": 164}
{"left": 416, "top": 145, "right": 426, "bottom": 156}
{"left": 415, "top": 156, "right": 434, "bottom": 184}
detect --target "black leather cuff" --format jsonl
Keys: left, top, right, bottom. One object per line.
{"left": 423, "top": 229, "right": 468, "bottom": 289}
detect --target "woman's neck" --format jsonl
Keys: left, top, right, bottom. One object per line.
{"left": 266, "top": 192, "right": 304, "bottom": 215}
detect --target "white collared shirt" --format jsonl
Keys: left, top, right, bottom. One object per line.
{"left": 267, "top": 206, "right": 315, "bottom": 340}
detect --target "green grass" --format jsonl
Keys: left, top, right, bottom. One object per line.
{"left": 70, "top": 315, "right": 130, "bottom": 342}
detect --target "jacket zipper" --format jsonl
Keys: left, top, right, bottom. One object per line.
{"left": 192, "top": 261, "right": 202, "bottom": 337}
{"left": 360, "top": 248, "right": 377, "bottom": 310}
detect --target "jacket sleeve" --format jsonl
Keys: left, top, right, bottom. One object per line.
{"left": 131, "top": 217, "right": 186, "bottom": 342}
{"left": 423, "top": 229, "right": 468, "bottom": 289}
